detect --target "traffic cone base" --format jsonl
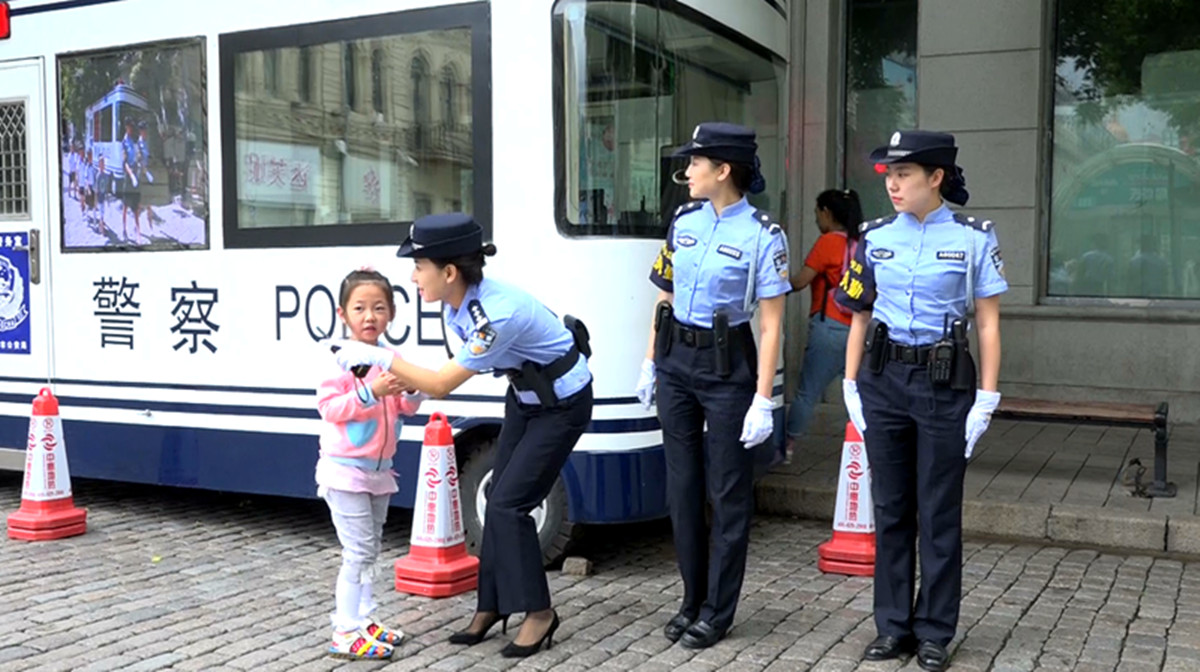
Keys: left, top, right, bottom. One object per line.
{"left": 7, "top": 388, "right": 88, "bottom": 542}
{"left": 817, "top": 531, "right": 875, "bottom": 564}
{"left": 394, "top": 545, "right": 480, "bottom": 583}
{"left": 394, "top": 411, "right": 479, "bottom": 598}
{"left": 817, "top": 421, "right": 875, "bottom": 576}
{"left": 817, "top": 557, "right": 875, "bottom": 577}
{"left": 394, "top": 574, "right": 478, "bottom": 598}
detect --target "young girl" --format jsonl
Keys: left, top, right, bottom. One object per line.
{"left": 316, "top": 268, "right": 425, "bottom": 660}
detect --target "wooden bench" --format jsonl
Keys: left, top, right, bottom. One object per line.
{"left": 993, "top": 397, "right": 1175, "bottom": 498}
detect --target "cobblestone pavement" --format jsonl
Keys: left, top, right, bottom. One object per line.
{"left": 2, "top": 473, "right": 1200, "bottom": 672}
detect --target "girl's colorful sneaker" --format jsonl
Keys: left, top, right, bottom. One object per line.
{"left": 364, "top": 620, "right": 404, "bottom": 646}
{"left": 329, "top": 628, "right": 393, "bottom": 660}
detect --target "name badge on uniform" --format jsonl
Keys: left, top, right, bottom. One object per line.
{"left": 870, "top": 248, "right": 894, "bottom": 260}
{"left": 676, "top": 234, "right": 698, "bottom": 248}
{"left": 716, "top": 244, "right": 743, "bottom": 260}
{"left": 937, "top": 250, "right": 966, "bottom": 261}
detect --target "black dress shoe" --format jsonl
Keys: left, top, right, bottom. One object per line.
{"left": 916, "top": 640, "right": 950, "bottom": 671}
{"left": 863, "top": 635, "right": 917, "bottom": 661}
{"left": 663, "top": 613, "right": 694, "bottom": 642}
{"left": 679, "top": 620, "right": 725, "bottom": 649}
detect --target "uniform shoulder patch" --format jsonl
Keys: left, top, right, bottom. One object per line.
{"left": 465, "top": 300, "right": 498, "bottom": 356}
{"left": 859, "top": 214, "right": 898, "bottom": 235}
{"left": 751, "top": 209, "right": 782, "bottom": 235}
{"left": 953, "top": 213, "right": 995, "bottom": 232}
{"left": 672, "top": 200, "right": 705, "bottom": 220}
{"left": 466, "top": 300, "right": 490, "bottom": 329}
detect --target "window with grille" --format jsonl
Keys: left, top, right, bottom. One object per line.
{"left": 0, "top": 101, "right": 28, "bottom": 218}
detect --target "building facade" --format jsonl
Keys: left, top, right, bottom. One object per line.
{"left": 784, "top": 0, "right": 1200, "bottom": 422}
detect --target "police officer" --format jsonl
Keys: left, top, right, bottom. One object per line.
{"left": 635, "top": 122, "right": 790, "bottom": 649}
{"left": 333, "top": 213, "right": 593, "bottom": 659}
{"left": 835, "top": 131, "right": 1007, "bottom": 672}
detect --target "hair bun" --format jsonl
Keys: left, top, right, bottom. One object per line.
{"left": 481, "top": 242, "right": 498, "bottom": 257}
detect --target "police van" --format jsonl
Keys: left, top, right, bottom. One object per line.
{"left": 0, "top": 0, "right": 789, "bottom": 562}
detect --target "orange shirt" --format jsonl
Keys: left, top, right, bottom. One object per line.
{"left": 804, "top": 231, "right": 853, "bottom": 326}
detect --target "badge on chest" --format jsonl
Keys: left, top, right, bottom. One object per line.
{"left": 936, "top": 250, "right": 966, "bottom": 261}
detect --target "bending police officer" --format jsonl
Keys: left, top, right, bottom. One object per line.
{"left": 835, "top": 131, "right": 1007, "bottom": 672}
{"left": 635, "top": 122, "right": 790, "bottom": 649}
{"left": 333, "top": 213, "right": 593, "bottom": 659}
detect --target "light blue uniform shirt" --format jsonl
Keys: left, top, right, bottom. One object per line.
{"left": 649, "top": 197, "right": 791, "bottom": 328}
{"left": 835, "top": 204, "right": 1008, "bottom": 345}
{"left": 445, "top": 277, "right": 591, "bottom": 405}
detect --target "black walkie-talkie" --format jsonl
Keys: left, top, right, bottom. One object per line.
{"left": 929, "top": 315, "right": 954, "bottom": 385}
{"left": 329, "top": 345, "right": 371, "bottom": 379}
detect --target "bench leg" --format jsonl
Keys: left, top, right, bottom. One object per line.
{"left": 1146, "top": 402, "right": 1176, "bottom": 498}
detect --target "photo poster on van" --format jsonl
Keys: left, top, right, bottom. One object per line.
{"left": 56, "top": 37, "right": 209, "bottom": 253}
{"left": 0, "top": 233, "right": 32, "bottom": 355}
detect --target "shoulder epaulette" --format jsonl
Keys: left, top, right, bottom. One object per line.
{"left": 751, "top": 209, "right": 782, "bottom": 235}
{"left": 953, "top": 213, "right": 995, "bottom": 232}
{"left": 859, "top": 214, "right": 898, "bottom": 235}
{"left": 672, "top": 200, "right": 705, "bottom": 220}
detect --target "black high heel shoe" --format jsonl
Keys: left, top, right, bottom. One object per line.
{"left": 500, "top": 611, "right": 560, "bottom": 658}
{"left": 447, "top": 613, "right": 509, "bottom": 645}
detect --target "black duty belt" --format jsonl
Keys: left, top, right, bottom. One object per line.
{"left": 672, "top": 321, "right": 752, "bottom": 349}
{"left": 504, "top": 345, "right": 580, "bottom": 391}
{"left": 888, "top": 340, "right": 933, "bottom": 365}
{"left": 675, "top": 323, "right": 715, "bottom": 348}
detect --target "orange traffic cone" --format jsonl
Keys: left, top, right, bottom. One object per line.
{"left": 817, "top": 421, "right": 874, "bottom": 576}
{"left": 7, "top": 388, "right": 88, "bottom": 541}
{"left": 394, "top": 411, "right": 479, "bottom": 597}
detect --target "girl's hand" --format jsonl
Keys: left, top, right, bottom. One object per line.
{"left": 371, "top": 372, "right": 407, "bottom": 398}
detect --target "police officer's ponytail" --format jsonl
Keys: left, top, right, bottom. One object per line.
{"left": 923, "top": 164, "right": 969, "bottom": 206}
{"left": 941, "top": 165, "right": 969, "bottom": 206}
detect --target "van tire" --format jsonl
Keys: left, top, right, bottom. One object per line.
{"left": 459, "top": 438, "right": 578, "bottom": 567}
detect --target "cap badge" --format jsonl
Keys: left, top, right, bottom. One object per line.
{"left": 890, "top": 131, "right": 902, "bottom": 147}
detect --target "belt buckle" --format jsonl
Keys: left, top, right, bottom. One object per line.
{"left": 898, "top": 345, "right": 915, "bottom": 364}
{"left": 680, "top": 329, "right": 696, "bottom": 346}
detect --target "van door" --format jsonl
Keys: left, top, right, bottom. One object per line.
{"left": 0, "top": 59, "right": 52, "bottom": 469}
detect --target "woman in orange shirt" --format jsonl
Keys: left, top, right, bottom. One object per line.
{"left": 781, "top": 189, "right": 863, "bottom": 463}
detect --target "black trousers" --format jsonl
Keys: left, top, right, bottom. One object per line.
{"left": 475, "top": 383, "right": 593, "bottom": 615}
{"left": 857, "top": 358, "right": 974, "bottom": 646}
{"left": 656, "top": 327, "right": 757, "bottom": 632}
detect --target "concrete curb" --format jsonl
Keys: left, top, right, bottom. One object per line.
{"left": 755, "top": 477, "right": 1191, "bottom": 556}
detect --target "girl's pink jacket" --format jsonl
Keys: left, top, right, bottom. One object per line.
{"left": 315, "top": 348, "right": 423, "bottom": 495}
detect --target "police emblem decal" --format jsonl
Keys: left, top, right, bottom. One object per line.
{"left": 0, "top": 255, "right": 29, "bottom": 332}
{"left": 937, "top": 250, "right": 966, "bottom": 261}
{"left": 716, "top": 244, "right": 743, "bottom": 260}
{"left": 870, "top": 248, "right": 895, "bottom": 260}
{"left": 676, "top": 234, "right": 698, "bottom": 248}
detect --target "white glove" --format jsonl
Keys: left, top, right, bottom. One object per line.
{"left": 739, "top": 394, "right": 774, "bottom": 449}
{"left": 635, "top": 358, "right": 656, "bottom": 409}
{"left": 965, "top": 390, "right": 1001, "bottom": 459}
{"left": 843, "top": 379, "right": 867, "bottom": 436}
{"left": 403, "top": 390, "right": 430, "bottom": 404}
{"left": 332, "top": 340, "right": 395, "bottom": 372}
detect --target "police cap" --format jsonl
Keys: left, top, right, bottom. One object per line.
{"left": 869, "top": 130, "right": 958, "bottom": 167}
{"left": 396, "top": 212, "right": 483, "bottom": 259}
{"left": 671, "top": 122, "right": 758, "bottom": 165}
